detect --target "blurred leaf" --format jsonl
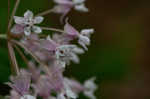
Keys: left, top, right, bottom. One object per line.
{"left": 0, "top": 48, "right": 11, "bottom": 83}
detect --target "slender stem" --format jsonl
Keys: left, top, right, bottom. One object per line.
{"left": 14, "top": 45, "right": 50, "bottom": 75}
{"left": 11, "top": 40, "right": 51, "bottom": 76}
{"left": 36, "top": 9, "right": 54, "bottom": 16}
{"left": 41, "top": 27, "right": 66, "bottom": 34}
{"left": 7, "top": 0, "right": 20, "bottom": 76}
{"left": 0, "top": 34, "right": 7, "bottom": 39}
{"left": 13, "top": 45, "right": 29, "bottom": 66}
{"left": 7, "top": 0, "right": 20, "bottom": 31}
{"left": 7, "top": 42, "right": 20, "bottom": 75}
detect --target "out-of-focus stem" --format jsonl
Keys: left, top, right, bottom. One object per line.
{"left": 14, "top": 45, "right": 28, "bottom": 65}
{"left": 7, "top": 0, "right": 20, "bottom": 31}
{"left": 36, "top": 9, "right": 54, "bottom": 16}
{"left": 0, "top": 34, "right": 7, "bottom": 39}
{"left": 41, "top": 27, "right": 66, "bottom": 34}
{"left": 7, "top": 0, "right": 20, "bottom": 76}
{"left": 8, "top": 42, "right": 20, "bottom": 75}
{"left": 11, "top": 40, "right": 52, "bottom": 76}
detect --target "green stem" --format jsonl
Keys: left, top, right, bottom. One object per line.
{"left": 0, "top": 34, "right": 7, "bottom": 39}
{"left": 7, "top": 0, "right": 20, "bottom": 31}
{"left": 41, "top": 27, "right": 66, "bottom": 34}
{"left": 36, "top": 9, "right": 54, "bottom": 16}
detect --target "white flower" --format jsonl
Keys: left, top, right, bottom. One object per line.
{"left": 74, "top": 4, "right": 88, "bottom": 12}
{"left": 20, "top": 95, "right": 36, "bottom": 99}
{"left": 78, "top": 29, "right": 94, "bottom": 50}
{"left": 57, "top": 93, "right": 66, "bottom": 99}
{"left": 63, "top": 78, "right": 78, "bottom": 99}
{"left": 83, "top": 77, "right": 97, "bottom": 99}
{"left": 56, "top": 45, "right": 84, "bottom": 68}
{"left": 14, "top": 10, "right": 44, "bottom": 36}
{"left": 73, "top": 0, "right": 89, "bottom": 12}
{"left": 81, "top": 29, "right": 94, "bottom": 37}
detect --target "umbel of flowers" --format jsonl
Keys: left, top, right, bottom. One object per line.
{"left": 0, "top": 0, "right": 97, "bottom": 99}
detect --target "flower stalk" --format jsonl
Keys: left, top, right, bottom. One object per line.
{"left": 0, "top": 34, "right": 7, "bottom": 39}
{"left": 7, "top": 0, "right": 20, "bottom": 31}
{"left": 41, "top": 27, "right": 66, "bottom": 33}
{"left": 36, "top": 9, "right": 54, "bottom": 16}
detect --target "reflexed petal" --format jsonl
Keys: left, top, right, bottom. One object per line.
{"left": 84, "top": 77, "right": 97, "bottom": 90}
{"left": 54, "top": 0, "right": 73, "bottom": 5}
{"left": 24, "top": 27, "right": 31, "bottom": 36}
{"left": 32, "top": 76, "right": 51, "bottom": 98}
{"left": 72, "top": 47, "right": 84, "bottom": 54}
{"left": 81, "top": 29, "right": 94, "bottom": 37}
{"left": 64, "top": 78, "right": 78, "bottom": 99}
{"left": 20, "top": 95, "right": 36, "bottom": 99}
{"left": 41, "top": 40, "right": 57, "bottom": 51}
{"left": 78, "top": 35, "right": 90, "bottom": 50}
{"left": 83, "top": 77, "right": 97, "bottom": 99}
{"left": 14, "top": 16, "right": 26, "bottom": 24}
{"left": 32, "top": 26, "right": 42, "bottom": 33}
{"left": 24, "top": 10, "right": 33, "bottom": 20}
{"left": 65, "top": 78, "right": 84, "bottom": 93}
{"left": 74, "top": 4, "right": 89, "bottom": 12}
{"left": 70, "top": 53, "right": 80, "bottom": 64}
{"left": 57, "top": 93, "right": 66, "bottom": 99}
{"left": 11, "top": 24, "right": 25, "bottom": 34}
{"left": 53, "top": 5, "right": 71, "bottom": 14}
{"left": 34, "top": 16, "right": 44, "bottom": 24}
{"left": 73, "top": 0, "right": 85, "bottom": 4}
{"left": 66, "top": 89, "right": 77, "bottom": 99}
{"left": 7, "top": 69, "right": 31, "bottom": 96}
{"left": 64, "top": 21, "right": 79, "bottom": 36}
{"left": 78, "top": 41, "right": 88, "bottom": 51}
{"left": 84, "top": 91, "right": 96, "bottom": 99}
{"left": 79, "top": 35, "right": 90, "bottom": 45}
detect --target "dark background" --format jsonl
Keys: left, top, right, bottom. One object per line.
{"left": 1, "top": 0, "right": 150, "bottom": 99}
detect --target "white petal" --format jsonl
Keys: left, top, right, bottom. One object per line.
{"left": 78, "top": 35, "right": 90, "bottom": 50}
{"left": 81, "top": 29, "right": 94, "bottom": 37}
{"left": 32, "top": 26, "right": 42, "bottom": 33}
{"left": 79, "top": 35, "right": 90, "bottom": 45}
{"left": 84, "top": 91, "right": 96, "bottom": 99}
{"left": 10, "top": 24, "right": 24, "bottom": 34}
{"left": 14, "top": 16, "right": 26, "bottom": 24}
{"left": 74, "top": 4, "right": 89, "bottom": 12}
{"left": 57, "top": 93, "right": 66, "bottom": 99}
{"left": 56, "top": 60, "right": 66, "bottom": 68}
{"left": 34, "top": 16, "right": 44, "bottom": 24}
{"left": 20, "top": 95, "right": 36, "bottom": 99}
{"left": 24, "top": 10, "right": 34, "bottom": 20}
{"left": 84, "top": 77, "right": 97, "bottom": 91}
{"left": 73, "top": 0, "right": 85, "bottom": 4}
{"left": 70, "top": 53, "right": 80, "bottom": 64}
{"left": 24, "top": 27, "right": 31, "bottom": 36}
{"left": 78, "top": 41, "right": 88, "bottom": 50}
{"left": 66, "top": 88, "right": 77, "bottom": 99}
{"left": 72, "top": 47, "right": 84, "bottom": 54}
{"left": 83, "top": 77, "right": 97, "bottom": 99}
{"left": 54, "top": 0, "right": 73, "bottom": 5}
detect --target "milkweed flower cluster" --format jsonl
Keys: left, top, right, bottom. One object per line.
{"left": 1, "top": 0, "right": 97, "bottom": 99}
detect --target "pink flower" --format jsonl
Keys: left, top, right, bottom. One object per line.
{"left": 7, "top": 70, "right": 31, "bottom": 96}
